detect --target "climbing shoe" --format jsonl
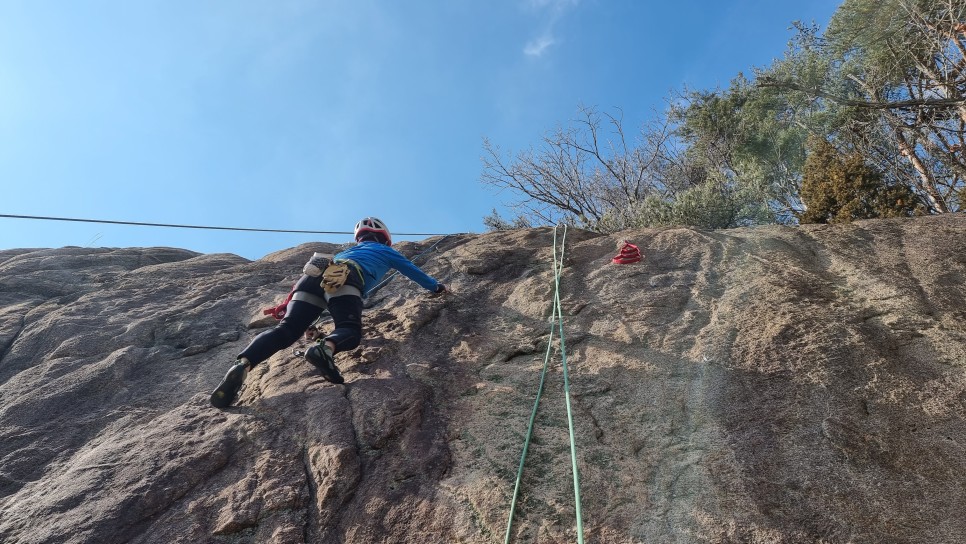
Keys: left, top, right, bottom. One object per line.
{"left": 210, "top": 360, "right": 249, "bottom": 408}
{"left": 305, "top": 343, "right": 345, "bottom": 384}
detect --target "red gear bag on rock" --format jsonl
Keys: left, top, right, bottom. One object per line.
{"left": 612, "top": 241, "right": 643, "bottom": 264}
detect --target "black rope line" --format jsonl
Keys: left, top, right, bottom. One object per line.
{"left": 0, "top": 213, "right": 450, "bottom": 237}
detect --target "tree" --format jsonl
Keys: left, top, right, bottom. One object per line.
{"left": 481, "top": 106, "right": 682, "bottom": 230}
{"left": 670, "top": 74, "right": 813, "bottom": 223}
{"left": 481, "top": 104, "right": 777, "bottom": 232}
{"left": 481, "top": 0, "right": 965, "bottom": 230}
{"left": 799, "top": 137, "right": 922, "bottom": 223}
{"left": 759, "top": 0, "right": 966, "bottom": 213}
{"left": 482, "top": 209, "right": 532, "bottom": 231}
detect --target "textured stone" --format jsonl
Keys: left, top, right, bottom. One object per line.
{"left": 0, "top": 219, "right": 963, "bottom": 543}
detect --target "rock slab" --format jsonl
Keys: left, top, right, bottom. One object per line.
{"left": 0, "top": 217, "right": 964, "bottom": 543}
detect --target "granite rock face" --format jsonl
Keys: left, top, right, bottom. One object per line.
{"left": 0, "top": 216, "right": 964, "bottom": 543}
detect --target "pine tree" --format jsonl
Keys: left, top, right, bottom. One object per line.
{"left": 799, "top": 138, "right": 922, "bottom": 223}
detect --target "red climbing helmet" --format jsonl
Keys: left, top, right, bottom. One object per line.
{"left": 354, "top": 217, "right": 392, "bottom": 245}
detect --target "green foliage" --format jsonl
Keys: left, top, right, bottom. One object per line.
{"left": 786, "top": 0, "right": 966, "bottom": 213}
{"left": 663, "top": 180, "right": 774, "bottom": 229}
{"left": 482, "top": 209, "right": 533, "bottom": 231}
{"left": 670, "top": 75, "right": 812, "bottom": 224}
{"left": 799, "top": 138, "right": 922, "bottom": 223}
{"left": 597, "top": 178, "right": 773, "bottom": 231}
{"left": 826, "top": 0, "right": 961, "bottom": 86}
{"left": 480, "top": 0, "right": 963, "bottom": 232}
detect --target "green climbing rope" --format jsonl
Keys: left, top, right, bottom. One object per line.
{"left": 504, "top": 225, "right": 584, "bottom": 544}
{"left": 554, "top": 225, "right": 584, "bottom": 543}
{"left": 504, "top": 268, "right": 557, "bottom": 543}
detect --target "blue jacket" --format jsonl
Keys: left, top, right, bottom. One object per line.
{"left": 334, "top": 241, "right": 439, "bottom": 296}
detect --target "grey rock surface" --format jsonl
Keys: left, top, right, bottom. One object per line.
{"left": 0, "top": 217, "right": 963, "bottom": 543}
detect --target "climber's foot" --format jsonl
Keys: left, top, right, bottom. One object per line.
{"left": 210, "top": 360, "right": 249, "bottom": 408}
{"left": 305, "top": 343, "right": 345, "bottom": 384}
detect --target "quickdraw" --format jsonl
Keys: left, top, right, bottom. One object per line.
{"left": 263, "top": 286, "right": 296, "bottom": 320}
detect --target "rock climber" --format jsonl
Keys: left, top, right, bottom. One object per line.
{"left": 210, "top": 217, "right": 446, "bottom": 408}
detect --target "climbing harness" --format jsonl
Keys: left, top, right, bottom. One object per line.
{"left": 505, "top": 224, "right": 584, "bottom": 544}
{"left": 262, "top": 283, "right": 329, "bottom": 319}
{"left": 322, "top": 262, "right": 351, "bottom": 292}
{"left": 322, "top": 260, "right": 363, "bottom": 293}
{"left": 612, "top": 240, "right": 642, "bottom": 264}
{"left": 291, "top": 291, "right": 326, "bottom": 307}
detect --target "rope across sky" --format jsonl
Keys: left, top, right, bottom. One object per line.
{"left": 0, "top": 213, "right": 451, "bottom": 237}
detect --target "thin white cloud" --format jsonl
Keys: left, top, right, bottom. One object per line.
{"left": 522, "top": 0, "right": 578, "bottom": 58}
{"left": 524, "top": 33, "right": 556, "bottom": 57}
{"left": 526, "top": 0, "right": 578, "bottom": 10}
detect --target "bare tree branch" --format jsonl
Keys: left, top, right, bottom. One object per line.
{"left": 757, "top": 77, "right": 966, "bottom": 110}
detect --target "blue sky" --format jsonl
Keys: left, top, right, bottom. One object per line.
{"left": 1, "top": 0, "right": 841, "bottom": 260}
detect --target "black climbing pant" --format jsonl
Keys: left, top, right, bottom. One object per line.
{"left": 237, "top": 273, "right": 364, "bottom": 366}
{"left": 238, "top": 298, "right": 322, "bottom": 366}
{"left": 238, "top": 273, "right": 327, "bottom": 366}
{"left": 324, "top": 294, "right": 363, "bottom": 354}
